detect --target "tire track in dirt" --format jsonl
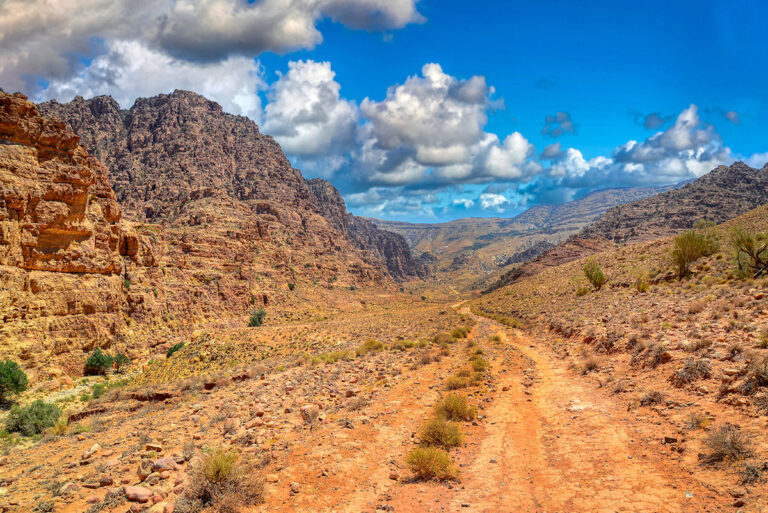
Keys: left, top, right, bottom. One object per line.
{"left": 450, "top": 314, "right": 730, "bottom": 513}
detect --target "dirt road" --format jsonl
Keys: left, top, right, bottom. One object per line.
{"left": 261, "top": 313, "right": 732, "bottom": 512}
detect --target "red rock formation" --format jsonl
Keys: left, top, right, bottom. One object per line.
{"left": 0, "top": 92, "right": 126, "bottom": 373}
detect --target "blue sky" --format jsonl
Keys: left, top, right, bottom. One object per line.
{"left": 3, "top": 0, "right": 767, "bottom": 221}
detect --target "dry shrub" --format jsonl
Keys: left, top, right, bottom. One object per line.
{"left": 640, "top": 390, "right": 664, "bottom": 406}
{"left": 405, "top": 447, "right": 458, "bottom": 481}
{"left": 669, "top": 358, "right": 711, "bottom": 387}
{"left": 175, "top": 447, "right": 264, "bottom": 513}
{"left": 688, "top": 298, "right": 709, "bottom": 314}
{"left": 583, "top": 258, "right": 606, "bottom": 290}
{"left": 435, "top": 394, "right": 476, "bottom": 421}
{"left": 451, "top": 327, "right": 470, "bottom": 339}
{"left": 470, "top": 357, "right": 488, "bottom": 372}
{"left": 446, "top": 375, "right": 469, "bottom": 390}
{"left": 703, "top": 425, "right": 752, "bottom": 464}
{"left": 685, "top": 412, "right": 711, "bottom": 430}
{"left": 580, "top": 356, "right": 600, "bottom": 375}
{"left": 419, "top": 417, "right": 463, "bottom": 448}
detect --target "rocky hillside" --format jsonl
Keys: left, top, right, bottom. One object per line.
{"left": 581, "top": 162, "right": 768, "bottom": 243}
{"left": 39, "top": 91, "right": 424, "bottom": 281}
{"left": 374, "top": 186, "right": 669, "bottom": 289}
{"left": 489, "top": 162, "right": 768, "bottom": 290}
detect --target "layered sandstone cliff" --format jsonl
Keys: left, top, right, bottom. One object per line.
{"left": 0, "top": 92, "right": 128, "bottom": 372}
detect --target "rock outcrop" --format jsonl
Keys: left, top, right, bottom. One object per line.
{"left": 305, "top": 178, "right": 429, "bottom": 279}
{"left": 0, "top": 92, "right": 128, "bottom": 372}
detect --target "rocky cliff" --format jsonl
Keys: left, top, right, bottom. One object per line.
{"left": 0, "top": 92, "right": 136, "bottom": 373}
{"left": 305, "top": 178, "right": 429, "bottom": 279}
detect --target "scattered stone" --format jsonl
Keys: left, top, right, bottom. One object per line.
{"left": 290, "top": 482, "right": 301, "bottom": 494}
{"left": 125, "top": 486, "right": 152, "bottom": 503}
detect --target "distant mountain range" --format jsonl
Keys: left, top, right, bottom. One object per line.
{"left": 373, "top": 186, "right": 674, "bottom": 289}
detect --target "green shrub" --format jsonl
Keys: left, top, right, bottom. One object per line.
{"left": 405, "top": 447, "right": 458, "bottom": 481}
{"left": 5, "top": 400, "right": 61, "bottom": 436}
{"left": 435, "top": 394, "right": 477, "bottom": 421}
{"left": 166, "top": 342, "right": 185, "bottom": 359}
{"left": 671, "top": 230, "right": 717, "bottom": 279}
{"left": 287, "top": 283, "right": 295, "bottom": 291}
{"left": 575, "top": 286, "right": 590, "bottom": 297}
{"left": 84, "top": 348, "right": 113, "bottom": 376}
{"left": 0, "top": 360, "right": 28, "bottom": 403}
{"left": 249, "top": 309, "right": 267, "bottom": 327}
{"left": 583, "top": 258, "right": 606, "bottom": 290}
{"left": 432, "top": 333, "right": 454, "bottom": 345}
{"left": 419, "top": 417, "right": 463, "bottom": 448}
{"left": 113, "top": 353, "right": 131, "bottom": 372}
{"left": 730, "top": 228, "right": 768, "bottom": 279}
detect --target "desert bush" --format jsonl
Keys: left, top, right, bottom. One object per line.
{"left": 417, "top": 351, "right": 436, "bottom": 366}
{"left": 84, "top": 348, "right": 113, "bottom": 375}
{"left": 669, "top": 358, "right": 711, "bottom": 387}
{"left": 405, "top": 447, "right": 458, "bottom": 481}
{"left": 419, "top": 417, "right": 463, "bottom": 448}
{"left": 634, "top": 273, "right": 650, "bottom": 293}
{"left": 738, "top": 462, "right": 764, "bottom": 485}
{"left": 671, "top": 230, "right": 717, "bottom": 279}
{"left": 287, "top": 282, "right": 295, "bottom": 291}
{"left": 688, "top": 298, "right": 708, "bottom": 314}
{"left": 685, "top": 412, "right": 711, "bottom": 430}
{"left": 703, "top": 425, "right": 752, "bottom": 463}
{"left": 435, "top": 394, "right": 477, "bottom": 421}
{"left": 446, "top": 375, "right": 469, "bottom": 390}
{"left": 758, "top": 329, "right": 768, "bottom": 349}
{"left": 112, "top": 353, "right": 131, "bottom": 372}
{"left": 5, "top": 400, "right": 61, "bottom": 436}
{"left": 175, "top": 447, "right": 264, "bottom": 513}
{"left": 470, "top": 357, "right": 488, "bottom": 373}
{"left": 582, "top": 258, "right": 606, "bottom": 290}
{"left": 639, "top": 390, "right": 664, "bottom": 406}
{"left": 575, "top": 285, "right": 590, "bottom": 297}
{"left": 248, "top": 308, "right": 267, "bottom": 327}
{"left": 166, "top": 342, "right": 185, "bottom": 359}
{"left": 730, "top": 228, "right": 768, "bottom": 279}
{"left": 580, "top": 356, "right": 600, "bottom": 375}
{"left": 451, "top": 326, "right": 470, "bottom": 339}
{"left": 432, "top": 333, "right": 454, "bottom": 345}
{"left": 0, "top": 360, "right": 28, "bottom": 403}
{"left": 356, "top": 339, "right": 384, "bottom": 356}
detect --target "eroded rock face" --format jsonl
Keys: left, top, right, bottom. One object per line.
{"left": 0, "top": 92, "right": 126, "bottom": 372}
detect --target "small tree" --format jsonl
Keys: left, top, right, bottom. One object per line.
{"left": 730, "top": 228, "right": 768, "bottom": 278}
{"left": 583, "top": 258, "right": 606, "bottom": 290}
{"left": 113, "top": 353, "right": 131, "bottom": 373}
{"left": 84, "top": 348, "right": 113, "bottom": 376}
{"left": 0, "top": 360, "right": 28, "bottom": 403}
{"left": 249, "top": 309, "right": 266, "bottom": 327}
{"left": 166, "top": 342, "right": 185, "bottom": 358}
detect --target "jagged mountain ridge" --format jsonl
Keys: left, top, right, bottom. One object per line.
{"left": 39, "top": 90, "right": 425, "bottom": 280}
